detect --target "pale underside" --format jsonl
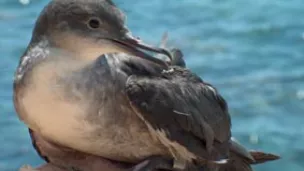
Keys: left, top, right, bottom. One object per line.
{"left": 18, "top": 59, "right": 169, "bottom": 163}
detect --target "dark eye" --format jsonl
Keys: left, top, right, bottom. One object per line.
{"left": 87, "top": 18, "right": 101, "bottom": 29}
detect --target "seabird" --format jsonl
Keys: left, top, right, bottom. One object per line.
{"left": 14, "top": 0, "right": 232, "bottom": 170}
{"left": 23, "top": 34, "right": 280, "bottom": 171}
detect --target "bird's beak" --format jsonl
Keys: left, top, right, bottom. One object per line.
{"left": 105, "top": 33, "right": 172, "bottom": 68}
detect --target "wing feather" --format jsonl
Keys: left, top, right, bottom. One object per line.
{"left": 125, "top": 69, "right": 231, "bottom": 160}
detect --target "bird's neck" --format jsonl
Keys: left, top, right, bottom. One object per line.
{"left": 14, "top": 36, "right": 91, "bottom": 85}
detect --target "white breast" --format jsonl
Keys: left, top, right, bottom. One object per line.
{"left": 19, "top": 60, "right": 169, "bottom": 162}
{"left": 20, "top": 61, "right": 93, "bottom": 150}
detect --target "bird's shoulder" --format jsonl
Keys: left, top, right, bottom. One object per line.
{"left": 117, "top": 54, "right": 165, "bottom": 77}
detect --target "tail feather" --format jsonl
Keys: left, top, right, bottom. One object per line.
{"left": 216, "top": 150, "right": 280, "bottom": 171}
{"left": 249, "top": 151, "right": 280, "bottom": 164}
{"left": 215, "top": 139, "right": 280, "bottom": 171}
{"left": 229, "top": 137, "right": 255, "bottom": 162}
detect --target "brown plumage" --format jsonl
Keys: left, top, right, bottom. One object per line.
{"left": 14, "top": 1, "right": 279, "bottom": 171}
{"left": 18, "top": 31, "right": 279, "bottom": 171}
{"left": 14, "top": 0, "right": 230, "bottom": 170}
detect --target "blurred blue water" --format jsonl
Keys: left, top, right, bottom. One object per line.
{"left": 0, "top": 0, "right": 303, "bottom": 170}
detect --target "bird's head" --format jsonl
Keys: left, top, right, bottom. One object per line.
{"left": 31, "top": 0, "right": 171, "bottom": 66}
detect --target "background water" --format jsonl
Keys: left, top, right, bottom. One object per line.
{"left": 0, "top": 0, "right": 303, "bottom": 171}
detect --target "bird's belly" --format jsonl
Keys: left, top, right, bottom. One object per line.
{"left": 19, "top": 83, "right": 93, "bottom": 154}
{"left": 83, "top": 123, "right": 169, "bottom": 162}
{"left": 19, "top": 86, "right": 168, "bottom": 163}
{"left": 16, "top": 61, "right": 169, "bottom": 163}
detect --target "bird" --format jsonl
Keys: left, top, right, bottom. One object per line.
{"left": 13, "top": 0, "right": 232, "bottom": 171}
{"left": 27, "top": 32, "right": 280, "bottom": 171}
{"left": 23, "top": 33, "right": 280, "bottom": 171}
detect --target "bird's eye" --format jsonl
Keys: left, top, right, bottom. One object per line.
{"left": 87, "top": 18, "right": 101, "bottom": 29}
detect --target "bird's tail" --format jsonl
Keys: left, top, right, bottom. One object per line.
{"left": 216, "top": 139, "right": 280, "bottom": 171}
{"left": 216, "top": 150, "right": 280, "bottom": 171}
{"left": 196, "top": 138, "right": 280, "bottom": 171}
{"left": 249, "top": 150, "right": 280, "bottom": 164}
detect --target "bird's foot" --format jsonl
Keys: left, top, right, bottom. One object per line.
{"left": 128, "top": 156, "right": 174, "bottom": 171}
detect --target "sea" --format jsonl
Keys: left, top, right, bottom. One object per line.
{"left": 0, "top": 0, "right": 303, "bottom": 171}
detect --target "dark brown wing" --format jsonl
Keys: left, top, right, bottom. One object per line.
{"left": 125, "top": 67, "right": 231, "bottom": 161}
